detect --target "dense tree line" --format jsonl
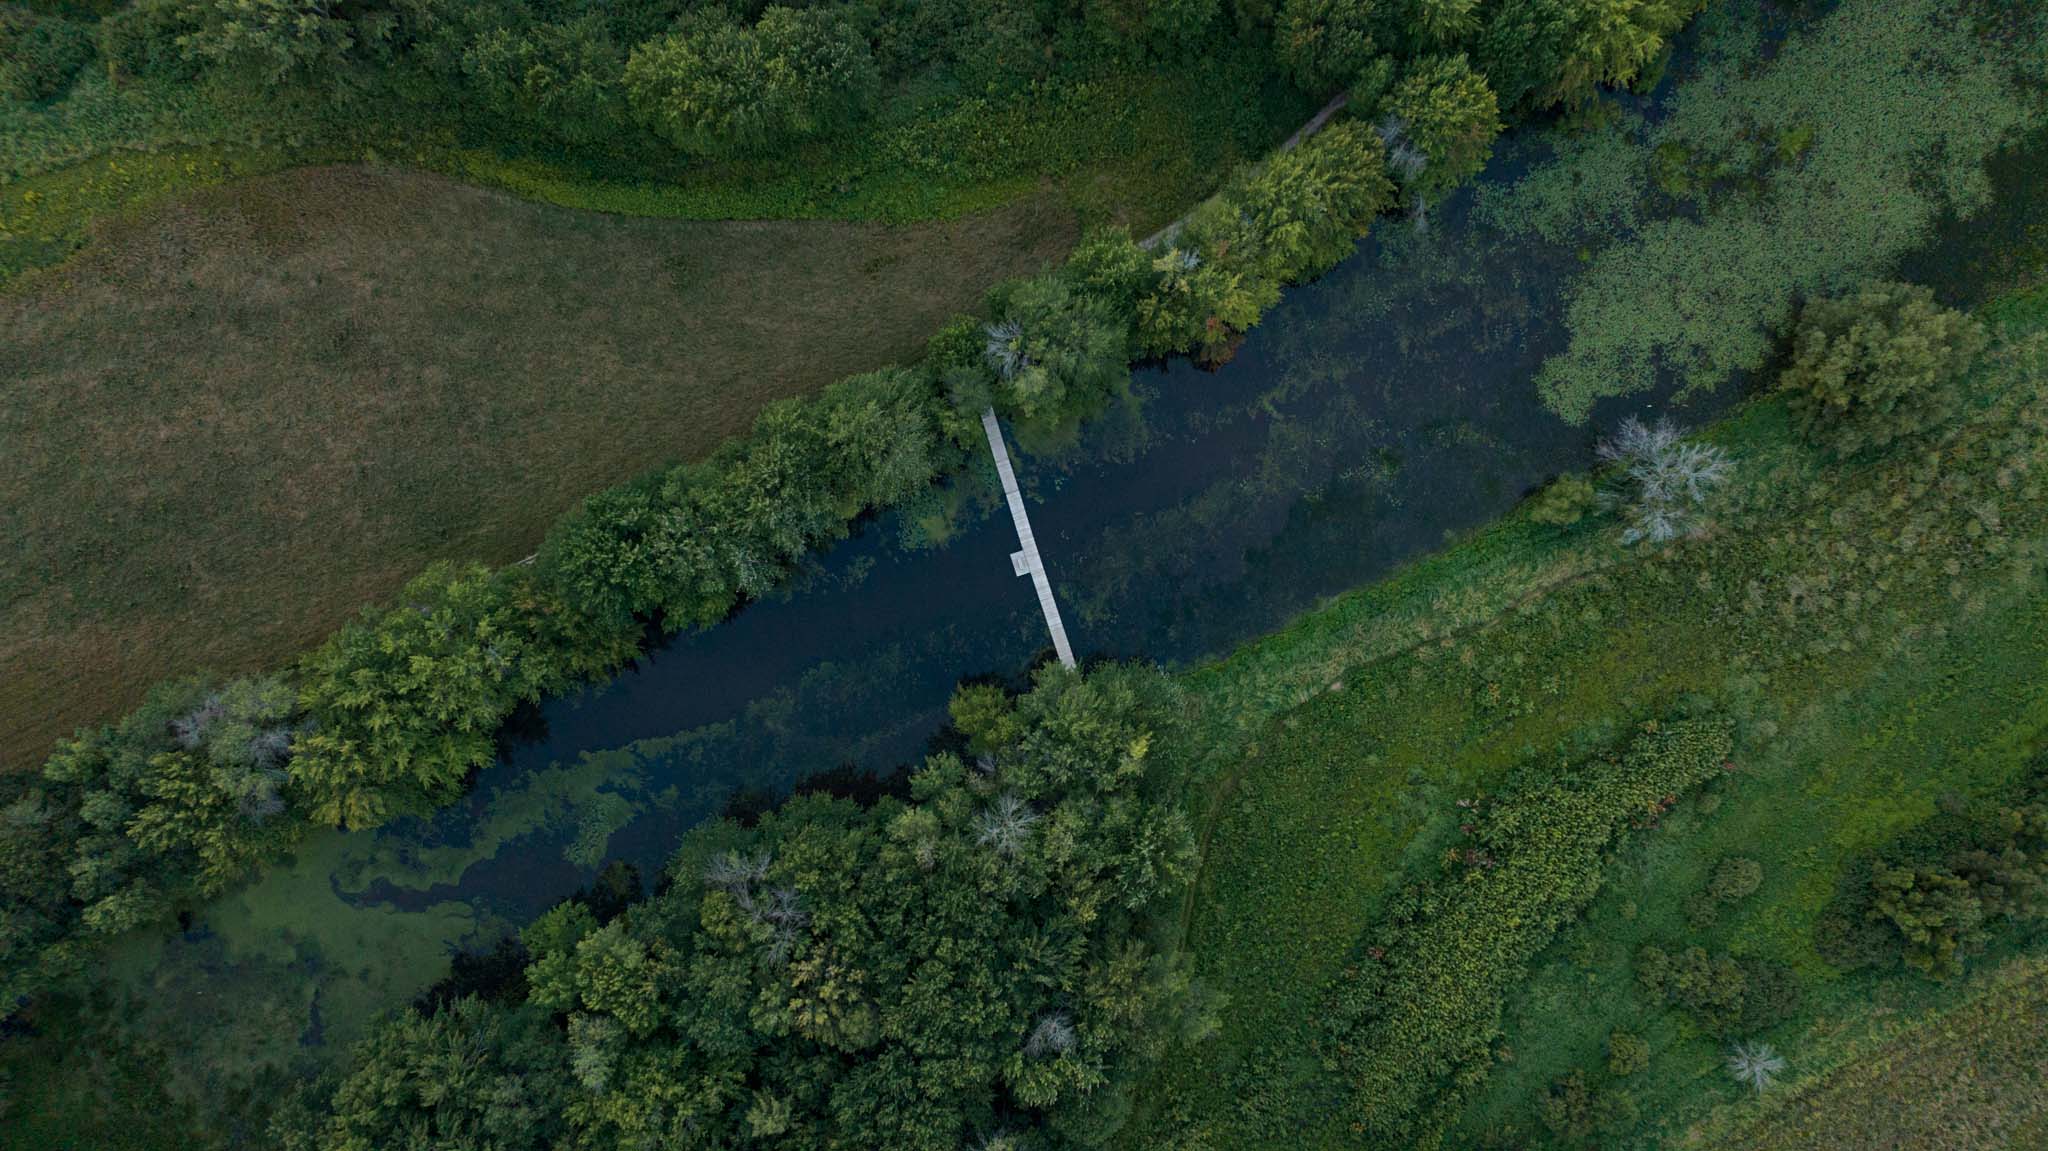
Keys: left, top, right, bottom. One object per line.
{"left": 273, "top": 667, "right": 1204, "bottom": 1151}
{"left": 11, "top": 0, "right": 1703, "bottom": 176}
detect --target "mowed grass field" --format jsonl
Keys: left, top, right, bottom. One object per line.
{"left": 0, "top": 164, "right": 1077, "bottom": 771}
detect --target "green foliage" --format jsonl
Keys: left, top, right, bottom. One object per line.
{"left": 162, "top": 0, "right": 377, "bottom": 90}
{"left": 1686, "top": 854, "right": 1762, "bottom": 926}
{"left": 0, "top": 675, "right": 304, "bottom": 1006}
{"left": 298, "top": 666, "right": 1199, "bottom": 1150}
{"left": 1224, "top": 118, "right": 1396, "bottom": 281}
{"left": 460, "top": 14, "right": 625, "bottom": 147}
{"left": 540, "top": 366, "right": 950, "bottom": 637}
{"left": 290, "top": 563, "right": 631, "bottom": 830}
{"left": 1135, "top": 118, "right": 1393, "bottom": 361}
{"left": 982, "top": 272, "right": 1134, "bottom": 427}
{"left": 624, "top": 7, "right": 878, "bottom": 155}
{"left": 1527, "top": 471, "right": 1596, "bottom": 526}
{"left": 1546, "top": 0, "right": 1699, "bottom": 108}
{"left": 1274, "top": 0, "right": 1381, "bottom": 92}
{"left": 1606, "top": 1028, "right": 1649, "bottom": 1076}
{"left": 0, "top": 6, "right": 95, "bottom": 103}
{"left": 1635, "top": 945, "right": 1802, "bottom": 1036}
{"left": 1781, "top": 281, "right": 1991, "bottom": 458}
{"left": 1381, "top": 51, "right": 1500, "bottom": 197}
{"left": 1318, "top": 719, "right": 1734, "bottom": 1142}
{"left": 1863, "top": 804, "right": 2048, "bottom": 978}
{"left": 1536, "top": 1066, "right": 1637, "bottom": 1140}
{"left": 311, "top": 996, "right": 572, "bottom": 1151}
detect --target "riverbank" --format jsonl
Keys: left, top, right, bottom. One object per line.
{"left": 1122, "top": 281, "right": 2048, "bottom": 1147}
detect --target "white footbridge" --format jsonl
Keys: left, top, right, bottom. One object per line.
{"left": 981, "top": 408, "right": 1076, "bottom": 669}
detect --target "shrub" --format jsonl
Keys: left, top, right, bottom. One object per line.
{"left": 1527, "top": 472, "right": 1596, "bottom": 527}
{"left": 1607, "top": 1029, "right": 1650, "bottom": 1076}
{"left": 0, "top": 9, "right": 95, "bottom": 103}
{"left": 1637, "top": 944, "right": 1749, "bottom": 1035}
{"left": 1780, "top": 282, "right": 1990, "bottom": 457}
{"left": 1708, "top": 856, "right": 1764, "bottom": 903}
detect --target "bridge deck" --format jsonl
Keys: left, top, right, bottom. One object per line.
{"left": 981, "top": 408, "right": 1076, "bottom": 669}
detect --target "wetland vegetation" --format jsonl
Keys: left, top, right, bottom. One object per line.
{"left": 3, "top": 0, "right": 2046, "bottom": 1148}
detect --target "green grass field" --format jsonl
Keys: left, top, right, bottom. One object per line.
{"left": 0, "top": 163, "right": 1076, "bottom": 771}
{"left": 1115, "top": 283, "right": 2048, "bottom": 1148}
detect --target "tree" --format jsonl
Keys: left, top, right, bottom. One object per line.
{"left": 165, "top": 0, "right": 379, "bottom": 90}
{"left": 291, "top": 564, "right": 623, "bottom": 829}
{"left": 1274, "top": 0, "right": 1383, "bottom": 93}
{"left": 1607, "top": 1029, "right": 1649, "bottom": 1076}
{"left": 1546, "top": 0, "right": 1699, "bottom": 108}
{"left": 1227, "top": 119, "right": 1397, "bottom": 281}
{"left": 1380, "top": 53, "right": 1500, "bottom": 197}
{"left": 982, "top": 274, "right": 1131, "bottom": 427}
{"left": 1476, "top": 0, "right": 1698, "bottom": 110}
{"left": 301, "top": 665, "right": 1200, "bottom": 1151}
{"left": 624, "top": 7, "right": 878, "bottom": 155}
{"left": 1779, "top": 281, "right": 1989, "bottom": 458}
{"left": 1725, "top": 1040, "right": 1786, "bottom": 1095}
{"left": 461, "top": 14, "right": 626, "bottom": 146}
{"left": 316, "top": 997, "right": 571, "bottom": 1151}
{"left": 1594, "top": 416, "right": 1731, "bottom": 545}
{"left": 1135, "top": 246, "right": 1278, "bottom": 363}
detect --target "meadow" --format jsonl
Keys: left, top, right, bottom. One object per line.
{"left": 0, "top": 164, "right": 1075, "bottom": 770}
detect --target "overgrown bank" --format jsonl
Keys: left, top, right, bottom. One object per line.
{"left": 1118, "top": 281, "right": 2048, "bottom": 1147}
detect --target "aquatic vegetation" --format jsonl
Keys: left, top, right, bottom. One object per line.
{"left": 1487, "top": 0, "right": 2046, "bottom": 421}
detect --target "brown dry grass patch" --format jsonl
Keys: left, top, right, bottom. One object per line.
{"left": 0, "top": 163, "right": 1076, "bottom": 771}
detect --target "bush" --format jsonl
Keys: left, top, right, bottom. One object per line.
{"left": 1708, "top": 856, "right": 1764, "bottom": 903}
{"left": 1527, "top": 472, "right": 1596, "bottom": 527}
{"left": 1780, "top": 282, "right": 1990, "bottom": 458}
{"left": 1607, "top": 1029, "right": 1650, "bottom": 1076}
{"left": 0, "top": 9, "right": 95, "bottom": 103}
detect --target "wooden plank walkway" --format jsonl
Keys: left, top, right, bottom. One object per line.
{"left": 981, "top": 408, "right": 1077, "bottom": 669}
